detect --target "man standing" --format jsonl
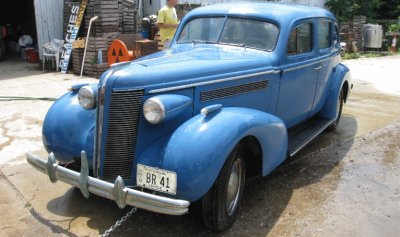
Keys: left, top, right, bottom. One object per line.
{"left": 157, "top": 0, "right": 179, "bottom": 48}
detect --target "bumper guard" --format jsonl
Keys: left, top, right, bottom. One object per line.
{"left": 26, "top": 151, "right": 189, "bottom": 215}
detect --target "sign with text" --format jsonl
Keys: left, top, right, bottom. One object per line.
{"left": 60, "top": 0, "right": 87, "bottom": 73}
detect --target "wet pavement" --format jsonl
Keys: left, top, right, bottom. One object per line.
{"left": 0, "top": 55, "right": 399, "bottom": 236}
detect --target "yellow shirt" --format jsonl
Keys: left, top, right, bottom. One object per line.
{"left": 157, "top": 6, "right": 178, "bottom": 43}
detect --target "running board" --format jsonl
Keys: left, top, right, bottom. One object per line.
{"left": 288, "top": 116, "right": 334, "bottom": 157}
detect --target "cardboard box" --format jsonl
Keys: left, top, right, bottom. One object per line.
{"left": 72, "top": 37, "right": 86, "bottom": 49}
{"left": 134, "top": 40, "right": 158, "bottom": 57}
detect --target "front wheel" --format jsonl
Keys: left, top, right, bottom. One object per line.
{"left": 202, "top": 146, "right": 246, "bottom": 231}
{"left": 327, "top": 89, "right": 344, "bottom": 131}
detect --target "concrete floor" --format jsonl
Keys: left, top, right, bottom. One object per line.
{"left": 0, "top": 55, "right": 399, "bottom": 236}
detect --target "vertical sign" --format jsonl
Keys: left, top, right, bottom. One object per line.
{"left": 60, "top": 0, "right": 87, "bottom": 73}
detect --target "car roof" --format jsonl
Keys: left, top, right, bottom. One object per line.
{"left": 185, "top": 2, "right": 336, "bottom": 25}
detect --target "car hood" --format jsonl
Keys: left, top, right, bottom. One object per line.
{"left": 107, "top": 45, "right": 278, "bottom": 92}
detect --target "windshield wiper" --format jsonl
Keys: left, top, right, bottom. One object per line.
{"left": 192, "top": 40, "right": 216, "bottom": 45}
{"left": 219, "top": 42, "right": 246, "bottom": 48}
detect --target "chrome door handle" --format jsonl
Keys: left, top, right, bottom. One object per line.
{"left": 313, "top": 65, "right": 323, "bottom": 70}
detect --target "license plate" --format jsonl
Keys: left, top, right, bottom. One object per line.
{"left": 136, "top": 164, "right": 177, "bottom": 195}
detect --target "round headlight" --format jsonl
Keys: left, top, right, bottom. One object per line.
{"left": 78, "top": 86, "right": 96, "bottom": 110}
{"left": 143, "top": 98, "right": 166, "bottom": 124}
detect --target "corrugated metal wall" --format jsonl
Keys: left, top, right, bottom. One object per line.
{"left": 34, "top": 0, "right": 64, "bottom": 60}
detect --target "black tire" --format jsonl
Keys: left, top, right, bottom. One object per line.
{"left": 202, "top": 146, "right": 246, "bottom": 231}
{"left": 0, "top": 40, "right": 5, "bottom": 61}
{"left": 327, "top": 89, "right": 344, "bottom": 131}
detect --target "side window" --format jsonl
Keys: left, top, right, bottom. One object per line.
{"left": 287, "top": 23, "right": 313, "bottom": 55}
{"left": 318, "top": 20, "right": 331, "bottom": 49}
{"left": 334, "top": 24, "right": 340, "bottom": 47}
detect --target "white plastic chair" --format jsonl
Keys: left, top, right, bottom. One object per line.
{"left": 42, "top": 39, "right": 64, "bottom": 71}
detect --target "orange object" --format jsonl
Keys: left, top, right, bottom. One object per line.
{"left": 25, "top": 48, "right": 39, "bottom": 63}
{"left": 108, "top": 40, "right": 134, "bottom": 66}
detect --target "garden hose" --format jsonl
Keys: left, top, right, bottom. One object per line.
{"left": 0, "top": 96, "right": 58, "bottom": 101}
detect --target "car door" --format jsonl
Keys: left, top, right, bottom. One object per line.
{"left": 310, "top": 19, "right": 340, "bottom": 116}
{"left": 276, "top": 20, "right": 318, "bottom": 128}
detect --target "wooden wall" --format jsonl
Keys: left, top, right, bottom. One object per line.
{"left": 34, "top": 0, "right": 64, "bottom": 60}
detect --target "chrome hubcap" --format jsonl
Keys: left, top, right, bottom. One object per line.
{"left": 226, "top": 158, "right": 242, "bottom": 215}
{"left": 336, "top": 95, "right": 341, "bottom": 115}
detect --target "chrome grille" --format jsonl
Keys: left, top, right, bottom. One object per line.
{"left": 93, "top": 86, "right": 104, "bottom": 177}
{"left": 102, "top": 90, "right": 143, "bottom": 181}
{"left": 200, "top": 80, "right": 268, "bottom": 102}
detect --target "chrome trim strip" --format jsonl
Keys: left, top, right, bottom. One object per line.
{"left": 283, "top": 55, "right": 337, "bottom": 73}
{"left": 283, "top": 61, "right": 318, "bottom": 73}
{"left": 94, "top": 69, "right": 115, "bottom": 177}
{"left": 319, "top": 57, "right": 332, "bottom": 63}
{"left": 148, "top": 70, "right": 281, "bottom": 94}
{"left": 113, "top": 88, "right": 145, "bottom": 92}
{"left": 27, "top": 152, "right": 190, "bottom": 215}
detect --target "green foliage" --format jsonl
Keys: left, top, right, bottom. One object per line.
{"left": 375, "top": 0, "right": 400, "bottom": 19}
{"left": 364, "top": 52, "right": 382, "bottom": 58}
{"left": 343, "top": 52, "right": 360, "bottom": 60}
{"left": 325, "top": 0, "right": 354, "bottom": 22}
{"left": 388, "top": 24, "right": 400, "bottom": 32}
{"left": 325, "top": 0, "right": 386, "bottom": 22}
{"left": 353, "top": 0, "right": 382, "bottom": 18}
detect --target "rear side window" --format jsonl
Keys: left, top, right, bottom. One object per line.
{"left": 287, "top": 23, "right": 313, "bottom": 55}
{"left": 318, "top": 20, "right": 331, "bottom": 49}
{"left": 334, "top": 24, "right": 340, "bottom": 47}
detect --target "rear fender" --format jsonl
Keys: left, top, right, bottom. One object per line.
{"left": 319, "top": 63, "right": 351, "bottom": 119}
{"left": 161, "top": 107, "right": 287, "bottom": 202}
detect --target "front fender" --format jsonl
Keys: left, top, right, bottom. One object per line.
{"left": 42, "top": 91, "right": 95, "bottom": 163}
{"left": 162, "top": 107, "right": 287, "bottom": 202}
{"left": 319, "top": 63, "right": 351, "bottom": 119}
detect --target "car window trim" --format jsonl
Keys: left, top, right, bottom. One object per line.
{"left": 317, "top": 18, "right": 332, "bottom": 50}
{"left": 286, "top": 20, "right": 314, "bottom": 57}
{"left": 176, "top": 16, "right": 280, "bottom": 52}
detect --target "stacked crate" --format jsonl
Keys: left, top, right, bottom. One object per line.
{"left": 84, "top": 36, "right": 109, "bottom": 77}
{"left": 85, "top": 0, "right": 119, "bottom": 36}
{"left": 120, "top": 0, "right": 138, "bottom": 34}
{"left": 71, "top": 48, "right": 84, "bottom": 75}
{"left": 84, "top": 63, "right": 109, "bottom": 78}
{"left": 352, "top": 16, "right": 367, "bottom": 50}
{"left": 63, "top": 0, "right": 141, "bottom": 76}
{"left": 71, "top": 37, "right": 109, "bottom": 78}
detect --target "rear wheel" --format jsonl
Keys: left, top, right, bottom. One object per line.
{"left": 202, "top": 146, "right": 246, "bottom": 231}
{"left": 0, "top": 40, "right": 5, "bottom": 61}
{"left": 327, "top": 89, "right": 344, "bottom": 131}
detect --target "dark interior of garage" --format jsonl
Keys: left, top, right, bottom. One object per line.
{"left": 0, "top": 0, "right": 37, "bottom": 60}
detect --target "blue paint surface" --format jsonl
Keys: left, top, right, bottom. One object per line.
{"left": 41, "top": 2, "right": 351, "bottom": 201}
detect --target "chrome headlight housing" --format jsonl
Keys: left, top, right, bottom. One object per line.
{"left": 78, "top": 85, "right": 97, "bottom": 110}
{"left": 143, "top": 97, "right": 166, "bottom": 124}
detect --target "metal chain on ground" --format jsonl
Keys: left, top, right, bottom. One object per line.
{"left": 100, "top": 207, "right": 137, "bottom": 237}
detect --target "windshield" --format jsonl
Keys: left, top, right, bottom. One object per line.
{"left": 177, "top": 17, "right": 279, "bottom": 51}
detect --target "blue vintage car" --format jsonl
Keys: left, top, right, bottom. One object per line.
{"left": 27, "top": 2, "right": 351, "bottom": 231}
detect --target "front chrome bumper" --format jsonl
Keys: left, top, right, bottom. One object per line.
{"left": 26, "top": 151, "right": 189, "bottom": 215}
